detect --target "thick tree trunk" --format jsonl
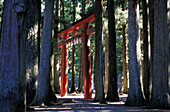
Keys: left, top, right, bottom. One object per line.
{"left": 104, "top": 35, "right": 109, "bottom": 95}
{"left": 0, "top": 0, "right": 27, "bottom": 111}
{"left": 142, "top": 0, "right": 150, "bottom": 102}
{"left": 94, "top": 0, "right": 105, "bottom": 103}
{"left": 31, "top": 0, "right": 56, "bottom": 105}
{"left": 125, "top": 0, "right": 145, "bottom": 106}
{"left": 106, "top": 0, "right": 119, "bottom": 102}
{"left": 26, "top": 0, "right": 40, "bottom": 105}
{"left": 149, "top": 0, "right": 170, "bottom": 109}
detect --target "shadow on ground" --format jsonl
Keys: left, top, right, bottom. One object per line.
{"left": 28, "top": 93, "right": 169, "bottom": 112}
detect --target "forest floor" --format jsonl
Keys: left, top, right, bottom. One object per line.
{"left": 28, "top": 93, "right": 169, "bottom": 112}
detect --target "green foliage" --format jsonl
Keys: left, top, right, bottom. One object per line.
{"left": 115, "top": 6, "right": 128, "bottom": 75}
{"left": 0, "top": 1, "right": 3, "bottom": 30}
{"left": 54, "top": 0, "right": 129, "bottom": 87}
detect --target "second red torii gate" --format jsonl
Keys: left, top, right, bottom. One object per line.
{"left": 57, "top": 11, "right": 95, "bottom": 99}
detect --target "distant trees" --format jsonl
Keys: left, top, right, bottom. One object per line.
{"left": 0, "top": 0, "right": 169, "bottom": 110}
{"left": 70, "top": 0, "right": 76, "bottom": 93}
{"left": 53, "top": 0, "right": 61, "bottom": 94}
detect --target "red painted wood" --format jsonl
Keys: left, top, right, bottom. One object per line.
{"left": 58, "top": 13, "right": 95, "bottom": 37}
{"left": 58, "top": 42, "right": 63, "bottom": 48}
{"left": 87, "top": 27, "right": 95, "bottom": 36}
{"left": 61, "top": 34, "right": 68, "bottom": 97}
{"left": 83, "top": 23, "right": 92, "bottom": 99}
{"left": 59, "top": 13, "right": 95, "bottom": 99}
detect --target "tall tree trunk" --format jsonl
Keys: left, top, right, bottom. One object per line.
{"left": 122, "top": 24, "right": 128, "bottom": 94}
{"left": 122, "top": 0, "right": 128, "bottom": 94}
{"left": 125, "top": 0, "right": 145, "bottom": 106}
{"left": 54, "top": 0, "right": 60, "bottom": 94}
{"left": 168, "top": 0, "right": 170, "bottom": 98}
{"left": 82, "top": 0, "right": 86, "bottom": 17}
{"left": 94, "top": 0, "right": 105, "bottom": 103}
{"left": 71, "top": 44, "right": 76, "bottom": 92}
{"left": 91, "top": 36, "right": 95, "bottom": 93}
{"left": 106, "top": 0, "right": 119, "bottom": 102}
{"left": 78, "top": 45, "right": 83, "bottom": 92}
{"left": 0, "top": 0, "right": 27, "bottom": 111}
{"left": 31, "top": 0, "right": 56, "bottom": 105}
{"left": 78, "top": 0, "right": 86, "bottom": 92}
{"left": 26, "top": 0, "right": 40, "bottom": 105}
{"left": 70, "top": 0, "right": 76, "bottom": 93}
{"left": 142, "top": 0, "right": 150, "bottom": 102}
{"left": 61, "top": 0, "right": 66, "bottom": 28}
{"left": 104, "top": 35, "right": 109, "bottom": 95}
{"left": 148, "top": 0, "right": 154, "bottom": 94}
{"left": 149, "top": 0, "right": 170, "bottom": 109}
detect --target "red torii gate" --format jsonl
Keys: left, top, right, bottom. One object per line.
{"left": 57, "top": 12, "right": 95, "bottom": 99}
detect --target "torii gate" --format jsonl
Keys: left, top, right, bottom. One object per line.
{"left": 57, "top": 11, "right": 95, "bottom": 99}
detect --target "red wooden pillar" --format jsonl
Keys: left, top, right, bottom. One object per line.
{"left": 83, "top": 23, "right": 92, "bottom": 99}
{"left": 61, "top": 33, "right": 68, "bottom": 97}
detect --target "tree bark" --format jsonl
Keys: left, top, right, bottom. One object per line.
{"left": 78, "top": 45, "right": 83, "bottom": 92}
{"left": 71, "top": 44, "right": 76, "bottom": 92}
{"left": 54, "top": 0, "right": 60, "bottom": 94}
{"left": 61, "top": 0, "right": 66, "bottom": 28}
{"left": 104, "top": 35, "right": 109, "bottom": 95}
{"left": 70, "top": 0, "right": 76, "bottom": 93}
{"left": 168, "top": 0, "right": 170, "bottom": 98}
{"left": 142, "top": 0, "right": 150, "bottom": 102}
{"left": 148, "top": 0, "right": 154, "bottom": 94}
{"left": 26, "top": 0, "right": 40, "bottom": 105}
{"left": 122, "top": 0, "right": 128, "bottom": 94}
{"left": 82, "top": 0, "right": 86, "bottom": 17}
{"left": 78, "top": 0, "right": 86, "bottom": 92}
{"left": 31, "top": 0, "right": 56, "bottom": 105}
{"left": 0, "top": 0, "right": 27, "bottom": 111}
{"left": 106, "top": 0, "right": 119, "bottom": 102}
{"left": 149, "top": 0, "right": 170, "bottom": 109}
{"left": 94, "top": 0, "right": 105, "bottom": 103}
{"left": 122, "top": 24, "right": 128, "bottom": 94}
{"left": 125, "top": 0, "right": 145, "bottom": 106}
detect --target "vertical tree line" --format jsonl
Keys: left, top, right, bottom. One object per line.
{"left": 0, "top": 0, "right": 169, "bottom": 111}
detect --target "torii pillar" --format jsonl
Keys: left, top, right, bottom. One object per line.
{"left": 61, "top": 33, "right": 68, "bottom": 97}
{"left": 83, "top": 23, "right": 92, "bottom": 99}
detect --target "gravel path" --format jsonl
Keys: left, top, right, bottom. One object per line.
{"left": 28, "top": 93, "right": 169, "bottom": 112}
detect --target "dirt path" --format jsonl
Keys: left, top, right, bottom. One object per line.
{"left": 28, "top": 93, "right": 169, "bottom": 112}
